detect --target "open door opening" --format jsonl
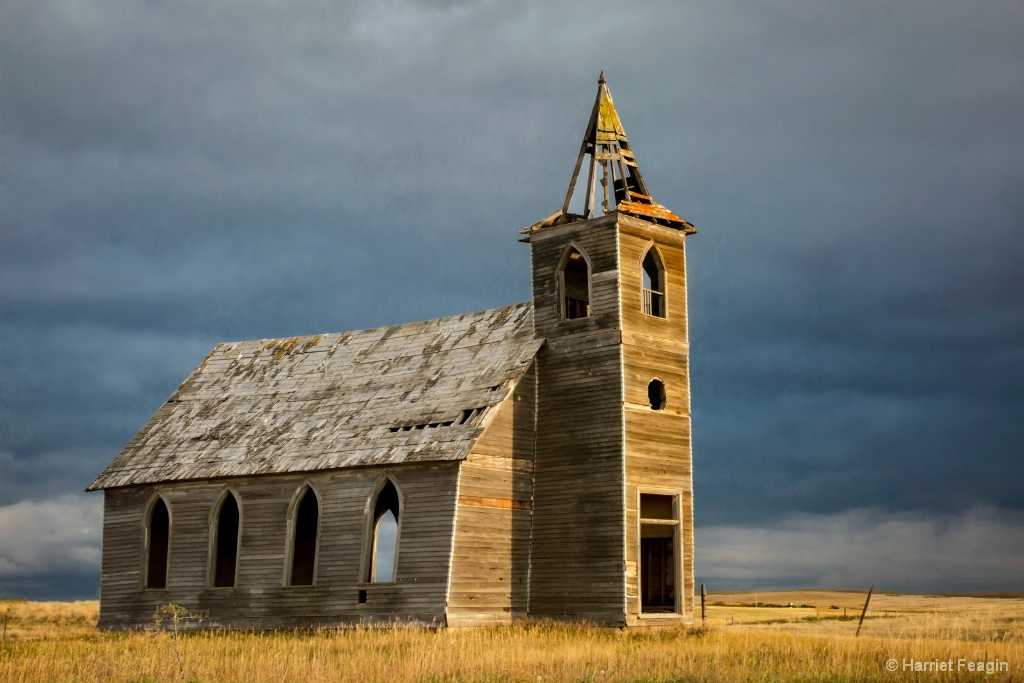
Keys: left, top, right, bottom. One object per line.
{"left": 640, "top": 528, "right": 675, "bottom": 612}
{"left": 639, "top": 493, "right": 679, "bottom": 614}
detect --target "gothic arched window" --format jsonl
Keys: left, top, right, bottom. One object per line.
{"left": 145, "top": 496, "right": 170, "bottom": 589}
{"left": 559, "top": 244, "right": 591, "bottom": 320}
{"left": 366, "top": 480, "right": 401, "bottom": 583}
{"left": 211, "top": 491, "right": 240, "bottom": 588}
{"left": 642, "top": 246, "right": 666, "bottom": 318}
{"left": 288, "top": 486, "right": 319, "bottom": 586}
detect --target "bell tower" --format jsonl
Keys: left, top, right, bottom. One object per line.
{"left": 523, "top": 73, "right": 697, "bottom": 625}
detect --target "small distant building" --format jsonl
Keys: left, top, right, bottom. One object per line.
{"left": 89, "top": 74, "right": 699, "bottom": 629}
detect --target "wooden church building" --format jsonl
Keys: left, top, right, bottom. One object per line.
{"left": 89, "top": 74, "right": 699, "bottom": 629}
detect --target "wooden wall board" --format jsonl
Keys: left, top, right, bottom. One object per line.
{"left": 98, "top": 463, "right": 459, "bottom": 630}
{"left": 528, "top": 216, "right": 627, "bottom": 626}
{"left": 447, "top": 363, "right": 535, "bottom": 626}
{"left": 618, "top": 222, "right": 695, "bottom": 625}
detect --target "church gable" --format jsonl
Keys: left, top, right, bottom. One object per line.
{"left": 89, "top": 303, "right": 541, "bottom": 490}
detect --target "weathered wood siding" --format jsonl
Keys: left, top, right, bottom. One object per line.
{"left": 98, "top": 464, "right": 459, "bottom": 630}
{"left": 446, "top": 363, "right": 536, "bottom": 626}
{"left": 618, "top": 216, "right": 695, "bottom": 625}
{"left": 528, "top": 216, "right": 627, "bottom": 625}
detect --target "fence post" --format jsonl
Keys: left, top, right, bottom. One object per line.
{"left": 700, "top": 583, "right": 706, "bottom": 625}
{"left": 856, "top": 585, "right": 874, "bottom": 637}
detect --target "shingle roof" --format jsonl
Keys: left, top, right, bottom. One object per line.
{"left": 88, "top": 303, "right": 541, "bottom": 490}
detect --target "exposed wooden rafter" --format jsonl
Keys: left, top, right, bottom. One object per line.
{"left": 524, "top": 72, "right": 696, "bottom": 235}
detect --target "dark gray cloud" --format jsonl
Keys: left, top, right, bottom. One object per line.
{"left": 0, "top": 495, "right": 101, "bottom": 599}
{"left": 1, "top": 0, "right": 1022, "bottom": 597}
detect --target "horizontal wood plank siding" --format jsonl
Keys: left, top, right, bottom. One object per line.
{"left": 98, "top": 464, "right": 459, "bottom": 630}
{"left": 619, "top": 224, "right": 695, "bottom": 625}
{"left": 617, "top": 216, "right": 688, "bottom": 339}
{"left": 447, "top": 363, "right": 535, "bottom": 626}
{"left": 530, "top": 216, "right": 621, "bottom": 340}
{"left": 528, "top": 217, "right": 626, "bottom": 625}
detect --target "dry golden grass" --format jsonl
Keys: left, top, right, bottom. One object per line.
{"left": 0, "top": 599, "right": 98, "bottom": 640}
{"left": 702, "top": 590, "right": 1024, "bottom": 641}
{"left": 1, "top": 592, "right": 1021, "bottom": 682}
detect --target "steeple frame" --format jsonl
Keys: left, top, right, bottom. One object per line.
{"left": 525, "top": 72, "right": 696, "bottom": 235}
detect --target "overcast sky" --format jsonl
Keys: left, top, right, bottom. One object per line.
{"left": 2, "top": 0, "right": 1022, "bottom": 600}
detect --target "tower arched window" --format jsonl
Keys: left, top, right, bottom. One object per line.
{"left": 366, "top": 480, "right": 401, "bottom": 583}
{"left": 559, "top": 244, "right": 591, "bottom": 320}
{"left": 145, "top": 496, "right": 170, "bottom": 589}
{"left": 211, "top": 491, "right": 240, "bottom": 588}
{"left": 288, "top": 487, "right": 319, "bottom": 586}
{"left": 642, "top": 246, "right": 666, "bottom": 318}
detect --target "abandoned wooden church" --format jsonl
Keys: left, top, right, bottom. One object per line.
{"left": 89, "top": 74, "right": 699, "bottom": 629}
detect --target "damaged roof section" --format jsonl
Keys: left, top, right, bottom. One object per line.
{"left": 89, "top": 303, "right": 541, "bottom": 490}
{"left": 524, "top": 71, "right": 696, "bottom": 235}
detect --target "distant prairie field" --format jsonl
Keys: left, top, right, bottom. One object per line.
{"left": 1, "top": 591, "right": 1022, "bottom": 682}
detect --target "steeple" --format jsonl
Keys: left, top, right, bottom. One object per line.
{"left": 525, "top": 72, "right": 695, "bottom": 235}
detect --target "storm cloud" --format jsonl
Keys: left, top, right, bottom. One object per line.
{"left": 1, "top": 0, "right": 1022, "bottom": 597}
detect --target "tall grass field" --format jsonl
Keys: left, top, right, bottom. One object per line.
{"left": 1, "top": 591, "right": 1021, "bottom": 682}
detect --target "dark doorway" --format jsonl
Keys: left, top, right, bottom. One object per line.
{"left": 640, "top": 531, "right": 675, "bottom": 612}
{"left": 213, "top": 493, "right": 240, "bottom": 588}
{"left": 639, "top": 493, "right": 678, "bottom": 614}
{"left": 146, "top": 498, "right": 170, "bottom": 589}
{"left": 289, "top": 488, "right": 319, "bottom": 586}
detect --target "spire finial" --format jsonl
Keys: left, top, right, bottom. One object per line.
{"left": 598, "top": 70, "right": 606, "bottom": 84}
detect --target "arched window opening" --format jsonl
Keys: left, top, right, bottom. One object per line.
{"left": 560, "top": 246, "right": 591, "bottom": 320}
{"left": 642, "top": 248, "right": 665, "bottom": 317}
{"left": 289, "top": 488, "right": 319, "bottom": 586}
{"left": 648, "top": 379, "right": 666, "bottom": 411}
{"left": 212, "top": 493, "right": 240, "bottom": 588}
{"left": 367, "top": 481, "right": 400, "bottom": 583}
{"left": 145, "top": 497, "right": 170, "bottom": 589}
